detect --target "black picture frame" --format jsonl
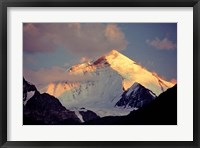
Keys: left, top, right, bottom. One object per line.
{"left": 0, "top": 0, "right": 199, "bottom": 147}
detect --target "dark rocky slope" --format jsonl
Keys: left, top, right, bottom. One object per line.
{"left": 85, "top": 85, "right": 177, "bottom": 125}
{"left": 23, "top": 78, "right": 81, "bottom": 125}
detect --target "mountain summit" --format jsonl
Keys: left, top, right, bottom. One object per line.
{"left": 55, "top": 50, "right": 173, "bottom": 94}
{"left": 45, "top": 50, "right": 174, "bottom": 117}
{"left": 102, "top": 50, "right": 174, "bottom": 94}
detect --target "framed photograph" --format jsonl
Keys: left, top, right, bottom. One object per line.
{"left": 1, "top": 0, "right": 199, "bottom": 147}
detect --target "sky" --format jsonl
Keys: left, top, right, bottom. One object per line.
{"left": 23, "top": 23, "right": 177, "bottom": 87}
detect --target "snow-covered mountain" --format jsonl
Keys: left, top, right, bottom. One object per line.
{"left": 115, "top": 82, "right": 157, "bottom": 109}
{"left": 45, "top": 50, "right": 174, "bottom": 117}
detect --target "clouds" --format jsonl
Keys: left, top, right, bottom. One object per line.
{"left": 24, "top": 66, "right": 98, "bottom": 89}
{"left": 23, "top": 24, "right": 58, "bottom": 53}
{"left": 24, "top": 67, "right": 67, "bottom": 87}
{"left": 23, "top": 23, "right": 127, "bottom": 58}
{"left": 146, "top": 37, "right": 176, "bottom": 50}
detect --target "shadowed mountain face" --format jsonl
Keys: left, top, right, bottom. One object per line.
{"left": 23, "top": 78, "right": 81, "bottom": 125}
{"left": 23, "top": 77, "right": 176, "bottom": 125}
{"left": 79, "top": 109, "right": 100, "bottom": 122}
{"left": 23, "top": 77, "right": 177, "bottom": 125}
{"left": 115, "top": 82, "right": 156, "bottom": 108}
{"left": 85, "top": 85, "right": 177, "bottom": 125}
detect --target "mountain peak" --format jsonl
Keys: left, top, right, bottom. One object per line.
{"left": 105, "top": 49, "right": 129, "bottom": 60}
{"left": 115, "top": 82, "right": 156, "bottom": 108}
{"left": 100, "top": 50, "right": 174, "bottom": 94}
{"left": 106, "top": 49, "right": 121, "bottom": 56}
{"left": 47, "top": 49, "right": 174, "bottom": 99}
{"left": 92, "top": 50, "right": 124, "bottom": 65}
{"left": 103, "top": 49, "right": 135, "bottom": 66}
{"left": 68, "top": 50, "right": 131, "bottom": 73}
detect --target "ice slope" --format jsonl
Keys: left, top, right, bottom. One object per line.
{"left": 58, "top": 67, "right": 124, "bottom": 109}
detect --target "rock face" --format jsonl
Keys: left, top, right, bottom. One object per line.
{"left": 115, "top": 82, "right": 156, "bottom": 108}
{"left": 85, "top": 85, "right": 177, "bottom": 125}
{"left": 23, "top": 78, "right": 81, "bottom": 125}
{"left": 125, "top": 84, "right": 177, "bottom": 125}
{"left": 23, "top": 77, "right": 37, "bottom": 105}
{"left": 79, "top": 110, "right": 100, "bottom": 122}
